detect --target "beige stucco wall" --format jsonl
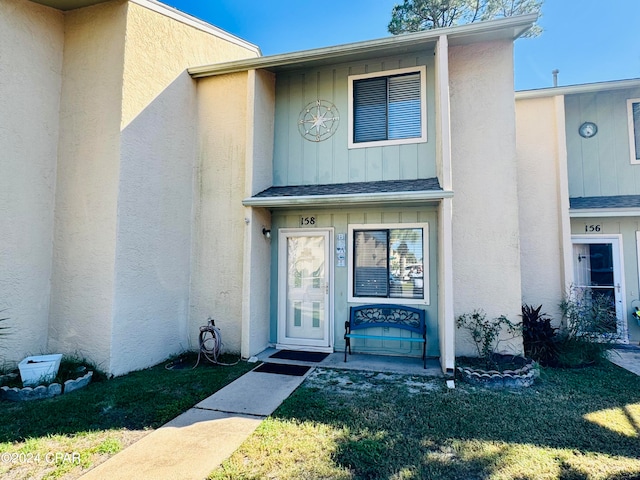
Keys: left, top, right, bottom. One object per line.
{"left": 191, "top": 72, "right": 250, "bottom": 356}
{"left": 449, "top": 40, "right": 524, "bottom": 357}
{"left": 242, "top": 70, "right": 276, "bottom": 357}
{"left": 42, "top": 0, "right": 260, "bottom": 375}
{"left": 48, "top": 1, "right": 127, "bottom": 372}
{"left": 516, "top": 95, "right": 570, "bottom": 323}
{"left": 0, "top": 0, "right": 64, "bottom": 365}
{"left": 109, "top": 2, "right": 260, "bottom": 375}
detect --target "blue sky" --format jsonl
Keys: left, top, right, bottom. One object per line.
{"left": 165, "top": 0, "right": 639, "bottom": 91}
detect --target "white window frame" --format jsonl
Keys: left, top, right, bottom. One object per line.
{"left": 347, "top": 66, "right": 427, "bottom": 149}
{"left": 627, "top": 98, "right": 640, "bottom": 164}
{"left": 347, "top": 223, "right": 429, "bottom": 305}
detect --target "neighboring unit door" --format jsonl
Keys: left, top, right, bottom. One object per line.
{"left": 572, "top": 236, "right": 626, "bottom": 340}
{"left": 277, "top": 229, "right": 332, "bottom": 351}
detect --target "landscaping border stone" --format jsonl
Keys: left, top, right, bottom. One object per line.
{"left": 456, "top": 359, "right": 539, "bottom": 388}
{"left": 0, "top": 371, "right": 93, "bottom": 401}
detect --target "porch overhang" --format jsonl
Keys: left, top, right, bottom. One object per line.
{"left": 569, "top": 195, "right": 640, "bottom": 218}
{"left": 243, "top": 178, "right": 452, "bottom": 209}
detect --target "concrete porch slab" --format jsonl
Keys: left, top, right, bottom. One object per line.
{"left": 257, "top": 348, "right": 443, "bottom": 377}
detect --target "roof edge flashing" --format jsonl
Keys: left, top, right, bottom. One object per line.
{"left": 190, "top": 13, "right": 537, "bottom": 78}
{"left": 243, "top": 190, "right": 454, "bottom": 208}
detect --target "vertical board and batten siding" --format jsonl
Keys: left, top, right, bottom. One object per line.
{"left": 566, "top": 87, "right": 640, "bottom": 198}
{"left": 273, "top": 52, "right": 436, "bottom": 186}
{"left": 269, "top": 207, "right": 440, "bottom": 357}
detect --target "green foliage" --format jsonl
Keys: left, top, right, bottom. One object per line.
{"left": 523, "top": 293, "right": 618, "bottom": 368}
{"left": 456, "top": 309, "right": 521, "bottom": 368}
{"left": 560, "top": 287, "right": 619, "bottom": 338}
{"left": 557, "top": 287, "right": 619, "bottom": 367}
{"left": 388, "top": 0, "right": 543, "bottom": 36}
{"left": 522, "top": 304, "right": 559, "bottom": 366}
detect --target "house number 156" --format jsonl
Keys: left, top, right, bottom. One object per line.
{"left": 300, "top": 216, "right": 316, "bottom": 226}
{"left": 584, "top": 224, "right": 601, "bottom": 233}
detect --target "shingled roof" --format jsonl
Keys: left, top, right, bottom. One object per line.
{"left": 570, "top": 195, "right": 640, "bottom": 210}
{"left": 254, "top": 178, "right": 441, "bottom": 197}
{"left": 244, "top": 178, "right": 449, "bottom": 208}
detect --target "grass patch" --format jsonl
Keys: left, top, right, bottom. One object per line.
{"left": 210, "top": 364, "right": 640, "bottom": 480}
{"left": 0, "top": 353, "right": 253, "bottom": 479}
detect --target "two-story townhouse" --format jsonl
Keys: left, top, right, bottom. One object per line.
{"left": 517, "top": 78, "right": 640, "bottom": 345}
{"left": 190, "top": 14, "right": 536, "bottom": 375}
{"left": 2, "top": 0, "right": 536, "bottom": 376}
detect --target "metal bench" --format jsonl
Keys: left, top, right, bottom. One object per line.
{"left": 344, "top": 304, "right": 427, "bottom": 368}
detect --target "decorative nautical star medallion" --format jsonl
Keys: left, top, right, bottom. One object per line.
{"left": 298, "top": 100, "right": 340, "bottom": 142}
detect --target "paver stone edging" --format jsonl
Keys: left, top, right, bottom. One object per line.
{"left": 456, "top": 358, "right": 539, "bottom": 388}
{"left": 0, "top": 371, "right": 93, "bottom": 401}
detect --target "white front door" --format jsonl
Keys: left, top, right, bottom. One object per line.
{"left": 277, "top": 229, "right": 333, "bottom": 351}
{"left": 572, "top": 235, "right": 626, "bottom": 340}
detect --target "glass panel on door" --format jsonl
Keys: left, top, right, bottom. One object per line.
{"left": 285, "top": 235, "right": 326, "bottom": 341}
{"left": 572, "top": 242, "right": 619, "bottom": 335}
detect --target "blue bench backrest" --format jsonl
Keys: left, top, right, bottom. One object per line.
{"left": 349, "top": 304, "right": 425, "bottom": 336}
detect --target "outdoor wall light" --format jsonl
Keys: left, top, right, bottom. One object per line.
{"left": 262, "top": 228, "right": 271, "bottom": 239}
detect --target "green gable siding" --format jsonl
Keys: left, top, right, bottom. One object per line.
{"left": 273, "top": 52, "right": 436, "bottom": 186}
{"left": 566, "top": 87, "right": 640, "bottom": 198}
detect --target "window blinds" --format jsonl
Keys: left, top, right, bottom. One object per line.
{"left": 353, "top": 72, "right": 421, "bottom": 143}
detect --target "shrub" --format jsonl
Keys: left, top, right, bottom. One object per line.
{"left": 522, "top": 304, "right": 559, "bottom": 367}
{"left": 456, "top": 310, "right": 521, "bottom": 369}
{"left": 557, "top": 287, "right": 618, "bottom": 366}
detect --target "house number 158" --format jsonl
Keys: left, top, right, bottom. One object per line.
{"left": 300, "top": 216, "right": 316, "bottom": 226}
{"left": 584, "top": 224, "right": 601, "bottom": 233}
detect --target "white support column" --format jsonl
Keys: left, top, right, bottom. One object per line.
{"left": 436, "top": 34, "right": 455, "bottom": 374}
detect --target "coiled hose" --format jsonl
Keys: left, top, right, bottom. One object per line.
{"left": 193, "top": 318, "right": 239, "bottom": 368}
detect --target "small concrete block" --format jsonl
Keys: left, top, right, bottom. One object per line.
{"left": 64, "top": 371, "right": 93, "bottom": 394}
{"left": 247, "top": 356, "right": 259, "bottom": 363}
{"left": 446, "top": 379, "right": 455, "bottom": 389}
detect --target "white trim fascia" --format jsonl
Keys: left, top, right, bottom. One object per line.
{"left": 347, "top": 65, "right": 427, "bottom": 149}
{"left": 516, "top": 78, "right": 640, "bottom": 100}
{"left": 628, "top": 98, "right": 640, "bottom": 165}
{"left": 131, "top": 0, "right": 261, "bottom": 56}
{"left": 243, "top": 190, "right": 454, "bottom": 208}
{"left": 436, "top": 34, "right": 452, "bottom": 191}
{"left": 570, "top": 208, "right": 640, "bottom": 218}
{"left": 189, "top": 14, "right": 537, "bottom": 78}
{"left": 438, "top": 198, "right": 455, "bottom": 374}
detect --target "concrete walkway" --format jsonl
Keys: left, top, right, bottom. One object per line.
{"left": 80, "top": 350, "right": 437, "bottom": 480}
{"left": 80, "top": 367, "right": 311, "bottom": 480}
{"left": 608, "top": 344, "right": 640, "bottom": 376}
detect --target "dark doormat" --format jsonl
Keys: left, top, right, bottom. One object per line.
{"left": 269, "top": 350, "right": 329, "bottom": 362}
{"left": 253, "top": 363, "right": 311, "bottom": 376}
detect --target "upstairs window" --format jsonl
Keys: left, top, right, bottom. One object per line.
{"left": 629, "top": 98, "right": 640, "bottom": 164}
{"left": 348, "top": 66, "right": 427, "bottom": 148}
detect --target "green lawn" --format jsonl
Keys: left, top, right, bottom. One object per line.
{"left": 0, "top": 354, "right": 253, "bottom": 480}
{"left": 210, "top": 364, "right": 640, "bottom": 480}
